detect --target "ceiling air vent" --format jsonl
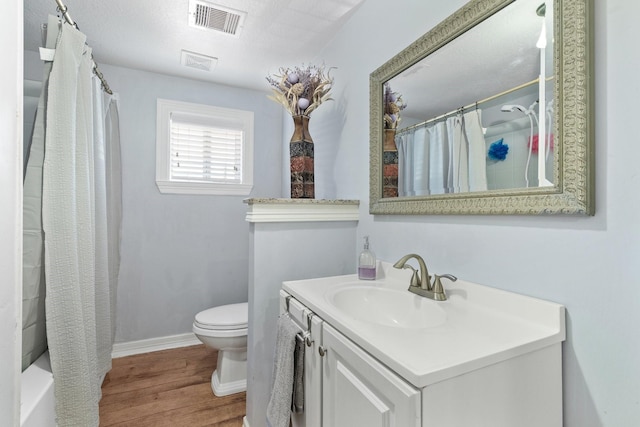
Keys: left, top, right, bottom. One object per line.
{"left": 188, "top": 0, "right": 247, "bottom": 36}
{"left": 181, "top": 50, "right": 218, "bottom": 72}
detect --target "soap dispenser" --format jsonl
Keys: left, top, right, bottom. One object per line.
{"left": 358, "top": 236, "right": 377, "bottom": 280}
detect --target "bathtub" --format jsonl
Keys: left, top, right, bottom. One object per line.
{"left": 20, "top": 351, "right": 56, "bottom": 427}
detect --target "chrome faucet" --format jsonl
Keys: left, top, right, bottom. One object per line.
{"left": 393, "top": 254, "right": 457, "bottom": 301}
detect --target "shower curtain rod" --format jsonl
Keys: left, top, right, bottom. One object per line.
{"left": 53, "top": 0, "right": 113, "bottom": 95}
{"left": 396, "top": 76, "right": 553, "bottom": 136}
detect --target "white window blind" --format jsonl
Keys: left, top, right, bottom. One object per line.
{"left": 170, "top": 117, "right": 243, "bottom": 183}
{"left": 156, "top": 99, "right": 254, "bottom": 195}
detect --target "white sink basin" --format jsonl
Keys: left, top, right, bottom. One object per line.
{"left": 282, "top": 261, "right": 566, "bottom": 388}
{"left": 325, "top": 284, "right": 446, "bottom": 329}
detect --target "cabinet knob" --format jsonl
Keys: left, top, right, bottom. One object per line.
{"left": 318, "top": 346, "right": 328, "bottom": 357}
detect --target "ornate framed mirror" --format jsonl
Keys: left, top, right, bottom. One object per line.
{"left": 369, "top": 0, "right": 593, "bottom": 215}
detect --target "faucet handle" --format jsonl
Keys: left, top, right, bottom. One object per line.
{"left": 410, "top": 270, "right": 420, "bottom": 288}
{"left": 400, "top": 265, "right": 420, "bottom": 288}
{"left": 432, "top": 274, "right": 457, "bottom": 300}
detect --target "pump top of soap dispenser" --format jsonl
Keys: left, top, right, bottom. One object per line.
{"left": 358, "top": 236, "right": 376, "bottom": 280}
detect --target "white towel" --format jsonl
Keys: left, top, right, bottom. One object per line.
{"left": 267, "top": 315, "right": 300, "bottom": 427}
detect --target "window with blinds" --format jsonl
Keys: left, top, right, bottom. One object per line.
{"left": 156, "top": 99, "right": 253, "bottom": 195}
{"left": 170, "top": 117, "right": 243, "bottom": 183}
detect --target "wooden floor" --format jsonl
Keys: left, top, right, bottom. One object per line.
{"left": 100, "top": 345, "right": 246, "bottom": 426}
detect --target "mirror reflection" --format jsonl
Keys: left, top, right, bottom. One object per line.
{"left": 382, "top": 0, "right": 554, "bottom": 198}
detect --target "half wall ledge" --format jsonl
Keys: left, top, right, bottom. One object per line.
{"left": 244, "top": 198, "right": 360, "bottom": 223}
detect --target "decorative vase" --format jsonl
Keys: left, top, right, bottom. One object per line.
{"left": 290, "top": 115, "right": 315, "bottom": 198}
{"left": 383, "top": 129, "right": 398, "bottom": 198}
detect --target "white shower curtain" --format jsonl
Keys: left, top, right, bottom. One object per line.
{"left": 446, "top": 114, "right": 469, "bottom": 193}
{"left": 397, "top": 123, "right": 450, "bottom": 196}
{"left": 427, "top": 122, "right": 449, "bottom": 195}
{"left": 22, "top": 15, "right": 59, "bottom": 371}
{"left": 447, "top": 110, "right": 488, "bottom": 193}
{"left": 397, "top": 126, "right": 432, "bottom": 196}
{"left": 396, "top": 109, "right": 487, "bottom": 196}
{"left": 396, "top": 131, "right": 413, "bottom": 197}
{"left": 463, "top": 110, "right": 488, "bottom": 192}
{"left": 22, "top": 17, "right": 122, "bottom": 426}
{"left": 398, "top": 109, "right": 487, "bottom": 197}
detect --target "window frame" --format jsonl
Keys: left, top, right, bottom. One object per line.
{"left": 156, "top": 99, "right": 254, "bottom": 195}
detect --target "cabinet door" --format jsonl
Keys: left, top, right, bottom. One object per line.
{"left": 322, "top": 323, "right": 420, "bottom": 427}
{"left": 281, "top": 291, "right": 323, "bottom": 427}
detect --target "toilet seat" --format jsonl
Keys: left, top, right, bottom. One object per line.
{"left": 193, "top": 323, "right": 247, "bottom": 338}
{"left": 194, "top": 302, "right": 248, "bottom": 331}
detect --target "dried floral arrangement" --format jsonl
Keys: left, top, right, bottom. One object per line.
{"left": 383, "top": 82, "right": 407, "bottom": 129}
{"left": 266, "top": 64, "right": 334, "bottom": 116}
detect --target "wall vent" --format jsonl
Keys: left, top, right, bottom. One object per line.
{"left": 181, "top": 50, "right": 218, "bottom": 72}
{"left": 188, "top": 0, "right": 247, "bottom": 36}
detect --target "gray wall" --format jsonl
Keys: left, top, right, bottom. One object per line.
{"left": 25, "top": 50, "right": 284, "bottom": 343}
{"left": 0, "top": 3, "right": 22, "bottom": 422}
{"left": 315, "top": 0, "right": 640, "bottom": 426}
{"left": 15, "top": 1, "right": 640, "bottom": 424}
{"left": 99, "top": 64, "right": 283, "bottom": 342}
{"left": 246, "top": 221, "right": 358, "bottom": 427}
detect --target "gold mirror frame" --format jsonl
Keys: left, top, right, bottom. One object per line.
{"left": 369, "top": 0, "right": 594, "bottom": 215}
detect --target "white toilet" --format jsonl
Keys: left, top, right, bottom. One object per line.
{"left": 192, "top": 302, "right": 248, "bottom": 396}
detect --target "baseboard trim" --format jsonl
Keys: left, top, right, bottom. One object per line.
{"left": 112, "top": 332, "right": 201, "bottom": 358}
{"left": 243, "top": 416, "right": 250, "bottom": 427}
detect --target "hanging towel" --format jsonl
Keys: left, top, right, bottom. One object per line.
{"left": 291, "top": 333, "right": 305, "bottom": 413}
{"left": 267, "top": 315, "right": 300, "bottom": 427}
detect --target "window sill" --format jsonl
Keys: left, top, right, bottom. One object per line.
{"left": 156, "top": 180, "right": 253, "bottom": 196}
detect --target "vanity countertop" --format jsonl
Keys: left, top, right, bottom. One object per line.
{"left": 283, "top": 262, "right": 565, "bottom": 388}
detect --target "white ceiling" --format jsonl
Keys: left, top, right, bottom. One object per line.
{"left": 24, "top": 0, "right": 365, "bottom": 92}
{"left": 389, "top": 0, "right": 553, "bottom": 121}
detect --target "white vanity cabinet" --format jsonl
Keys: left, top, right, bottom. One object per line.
{"left": 281, "top": 266, "right": 565, "bottom": 427}
{"left": 322, "top": 323, "right": 421, "bottom": 427}
{"left": 281, "top": 291, "right": 420, "bottom": 427}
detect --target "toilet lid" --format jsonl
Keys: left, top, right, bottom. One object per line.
{"left": 194, "top": 302, "right": 248, "bottom": 330}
